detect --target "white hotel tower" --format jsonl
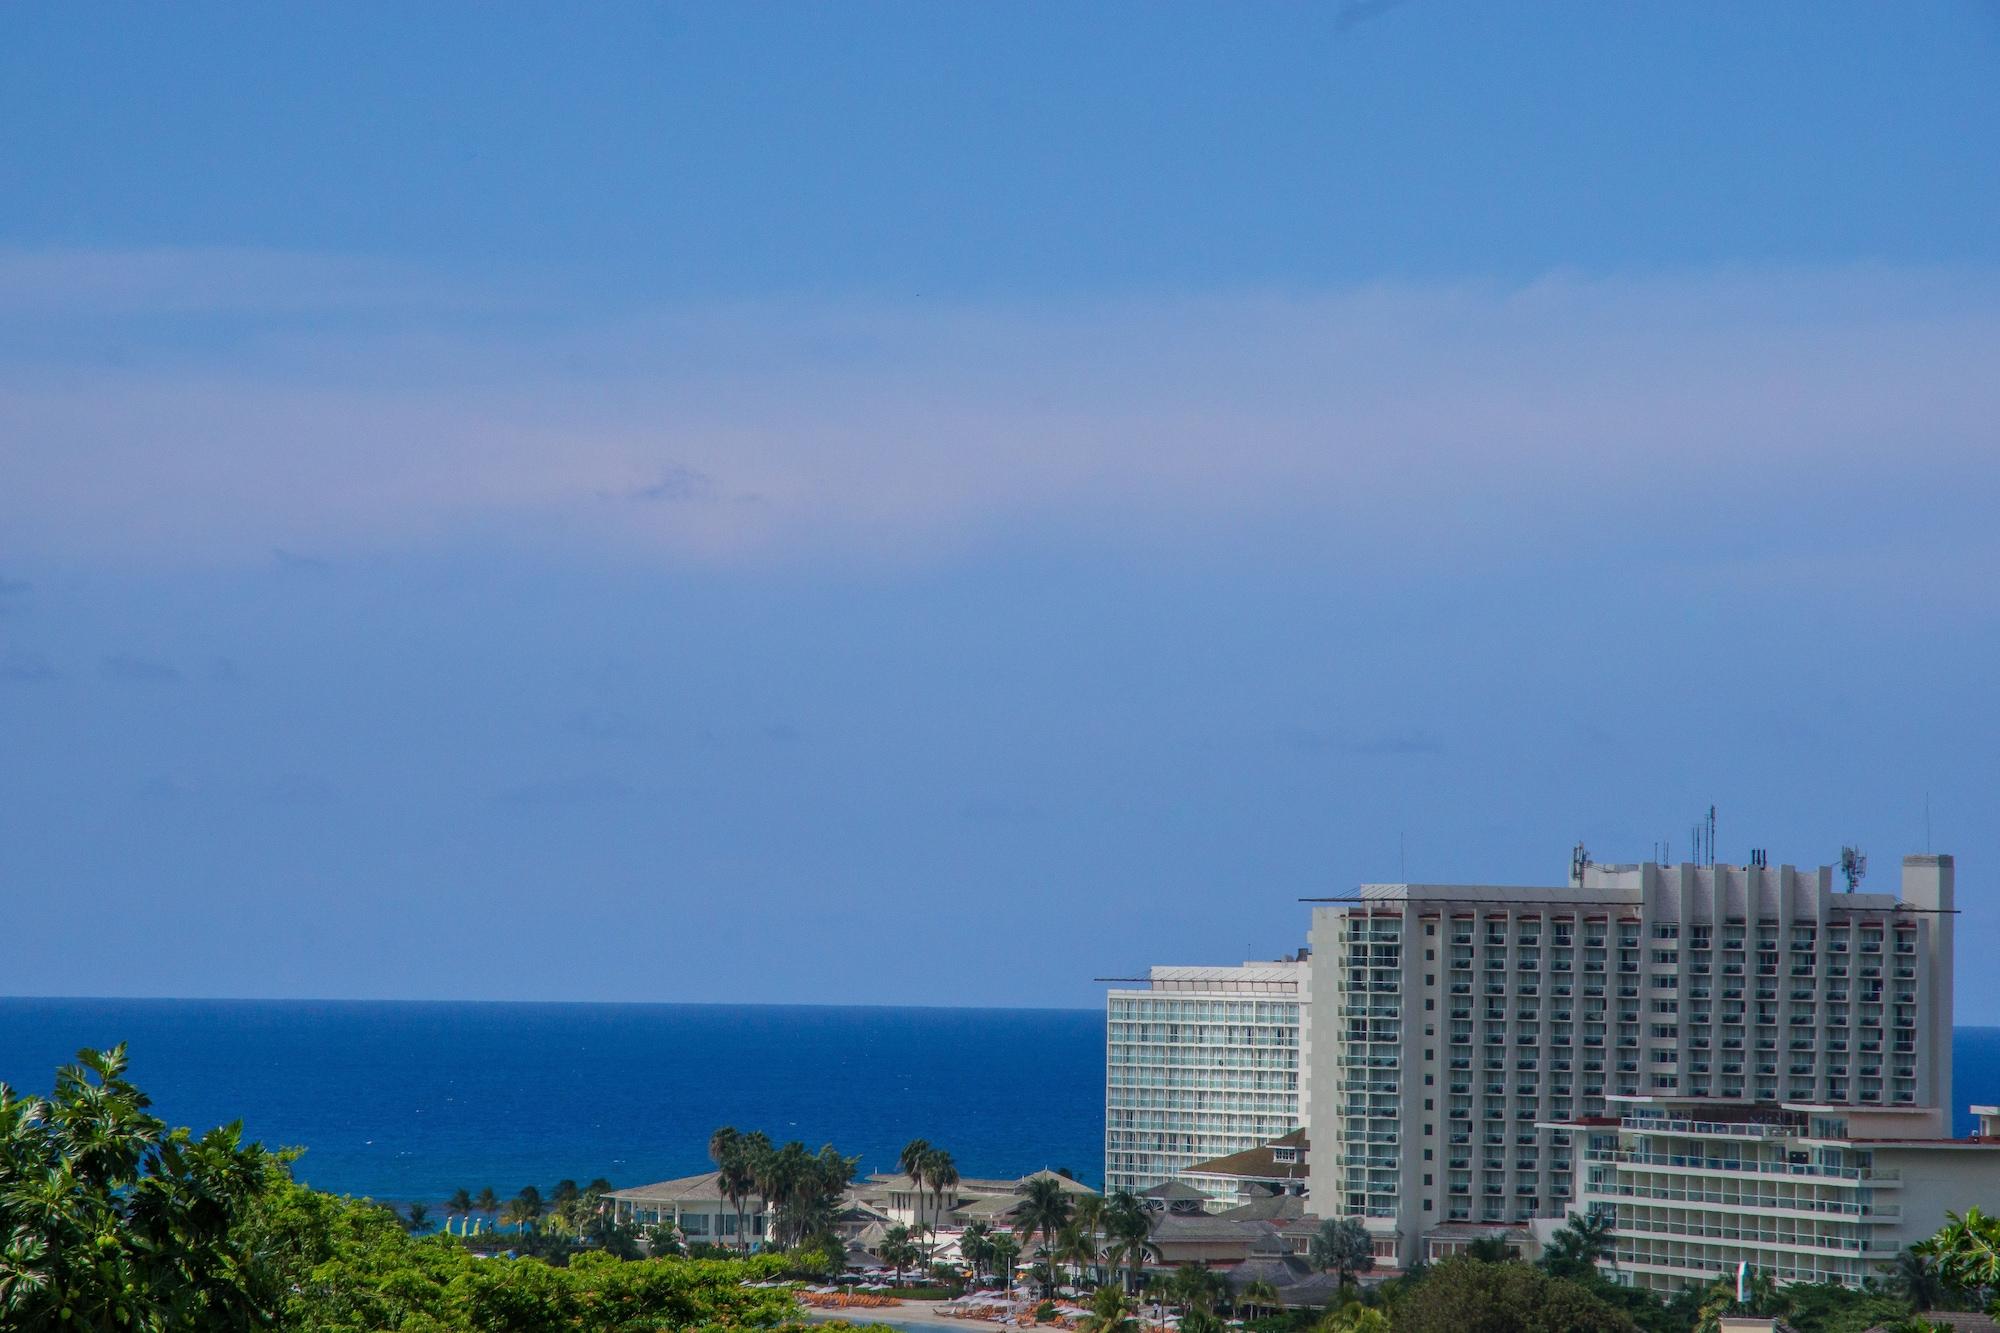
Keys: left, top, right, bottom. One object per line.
{"left": 1104, "top": 960, "right": 1310, "bottom": 1197}
{"left": 1305, "top": 853, "right": 1990, "bottom": 1283}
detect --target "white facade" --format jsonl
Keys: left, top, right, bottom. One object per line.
{"left": 1105, "top": 960, "right": 1309, "bottom": 1196}
{"left": 1570, "top": 1099, "right": 2000, "bottom": 1290}
{"left": 1305, "top": 853, "right": 1959, "bottom": 1277}
{"left": 605, "top": 1171, "right": 771, "bottom": 1246}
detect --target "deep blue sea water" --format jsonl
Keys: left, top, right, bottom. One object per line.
{"left": 3, "top": 1000, "right": 1997, "bottom": 1209}
{"left": 0, "top": 1000, "right": 1106, "bottom": 1205}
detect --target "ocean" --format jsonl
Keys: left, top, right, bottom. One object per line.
{"left": 4, "top": 998, "right": 1998, "bottom": 1208}
{"left": 0, "top": 999, "right": 1106, "bottom": 1204}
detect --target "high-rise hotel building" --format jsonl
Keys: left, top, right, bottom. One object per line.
{"left": 1104, "top": 961, "right": 1310, "bottom": 1196}
{"left": 1305, "top": 854, "right": 1977, "bottom": 1276}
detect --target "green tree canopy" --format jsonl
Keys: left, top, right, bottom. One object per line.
{"left": 1392, "top": 1255, "right": 1639, "bottom": 1333}
{"left": 1916, "top": 1208, "right": 2000, "bottom": 1294}
{"left": 0, "top": 1044, "right": 275, "bottom": 1332}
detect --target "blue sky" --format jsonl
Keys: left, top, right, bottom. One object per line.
{"left": 4, "top": 3, "right": 2000, "bottom": 1011}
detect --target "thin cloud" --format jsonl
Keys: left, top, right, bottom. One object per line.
{"left": 0, "top": 245, "right": 508, "bottom": 319}
{"left": 0, "top": 650, "right": 61, "bottom": 682}
{"left": 1335, "top": 0, "right": 1413, "bottom": 35}
{"left": 616, "top": 465, "right": 718, "bottom": 504}
{"left": 492, "top": 774, "right": 633, "bottom": 807}
{"left": 273, "top": 548, "right": 332, "bottom": 574}
{"left": 562, "top": 708, "right": 647, "bottom": 740}
{"left": 1286, "top": 726, "right": 1446, "bottom": 758}
{"left": 5, "top": 252, "right": 2000, "bottom": 585}
{"left": 100, "top": 652, "right": 182, "bottom": 683}
{"left": 264, "top": 773, "right": 338, "bottom": 804}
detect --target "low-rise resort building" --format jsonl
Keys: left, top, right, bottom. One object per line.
{"left": 605, "top": 1166, "right": 1097, "bottom": 1257}
{"left": 604, "top": 1171, "right": 771, "bottom": 1247}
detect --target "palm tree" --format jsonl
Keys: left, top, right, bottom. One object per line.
{"left": 1893, "top": 1247, "right": 1951, "bottom": 1310}
{"left": 472, "top": 1187, "right": 499, "bottom": 1234}
{"left": 445, "top": 1188, "right": 473, "bottom": 1237}
{"left": 1308, "top": 1218, "right": 1375, "bottom": 1289}
{"left": 500, "top": 1197, "right": 530, "bottom": 1234}
{"left": 1694, "top": 1270, "right": 1790, "bottom": 1333}
{"left": 554, "top": 1192, "right": 594, "bottom": 1239}
{"left": 1538, "top": 1210, "right": 1614, "bottom": 1280}
{"left": 1168, "top": 1267, "right": 1230, "bottom": 1333}
{"left": 1015, "top": 1176, "right": 1075, "bottom": 1298}
{"left": 1140, "top": 1273, "right": 1171, "bottom": 1326}
{"left": 1317, "top": 1300, "right": 1391, "bottom": 1333}
{"left": 404, "top": 1201, "right": 432, "bottom": 1233}
{"left": 1056, "top": 1221, "right": 1097, "bottom": 1291}
{"left": 1168, "top": 1262, "right": 1227, "bottom": 1318}
{"left": 1071, "top": 1194, "right": 1107, "bottom": 1287}
{"left": 711, "top": 1126, "right": 761, "bottom": 1251}
{"left": 962, "top": 1220, "right": 996, "bottom": 1279}
{"left": 510, "top": 1184, "right": 544, "bottom": 1235}
{"left": 709, "top": 1127, "right": 742, "bottom": 1245}
{"left": 1079, "top": 1284, "right": 1142, "bottom": 1333}
{"left": 924, "top": 1147, "right": 960, "bottom": 1232}
{"left": 752, "top": 1140, "right": 805, "bottom": 1246}
{"left": 1238, "top": 1278, "right": 1282, "bottom": 1321}
{"left": 738, "top": 1131, "right": 773, "bottom": 1246}
{"left": 883, "top": 1223, "right": 919, "bottom": 1283}
{"left": 990, "top": 1233, "right": 1023, "bottom": 1301}
{"left": 1102, "top": 1192, "right": 1159, "bottom": 1294}
{"left": 900, "top": 1138, "right": 933, "bottom": 1225}
{"left": 800, "top": 1143, "right": 860, "bottom": 1249}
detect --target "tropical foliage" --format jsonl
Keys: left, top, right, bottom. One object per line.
{"left": 1392, "top": 1255, "right": 1638, "bottom": 1333}
{"left": 1540, "top": 1211, "right": 1616, "bottom": 1282}
{"left": 1309, "top": 1217, "right": 1376, "bottom": 1288}
{"left": 0, "top": 1045, "right": 274, "bottom": 1332}
{"left": 880, "top": 1224, "right": 923, "bottom": 1282}
{"left": 704, "top": 1123, "right": 859, "bottom": 1252}
{"left": 244, "top": 1179, "right": 829, "bottom": 1333}
{"left": 1013, "top": 1175, "right": 1075, "bottom": 1297}
{"left": 0, "top": 1048, "right": 891, "bottom": 1333}
{"left": 1078, "top": 1283, "right": 1142, "bottom": 1333}
{"left": 1316, "top": 1299, "right": 1392, "bottom": 1333}
{"left": 1915, "top": 1207, "right": 2000, "bottom": 1294}
{"left": 1101, "top": 1191, "right": 1158, "bottom": 1293}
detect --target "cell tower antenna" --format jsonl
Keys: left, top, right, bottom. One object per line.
{"left": 1707, "top": 805, "right": 1717, "bottom": 867}
{"left": 1840, "top": 846, "right": 1868, "bottom": 894}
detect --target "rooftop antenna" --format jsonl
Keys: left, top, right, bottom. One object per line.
{"left": 1570, "top": 841, "right": 1591, "bottom": 887}
{"left": 1708, "top": 805, "right": 1717, "bottom": 866}
{"left": 1839, "top": 846, "right": 1868, "bottom": 894}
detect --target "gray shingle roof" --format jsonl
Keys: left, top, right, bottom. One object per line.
{"left": 1150, "top": 1215, "right": 1280, "bottom": 1243}
{"left": 607, "top": 1171, "right": 736, "bottom": 1204}
{"left": 1218, "top": 1193, "right": 1306, "bottom": 1222}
